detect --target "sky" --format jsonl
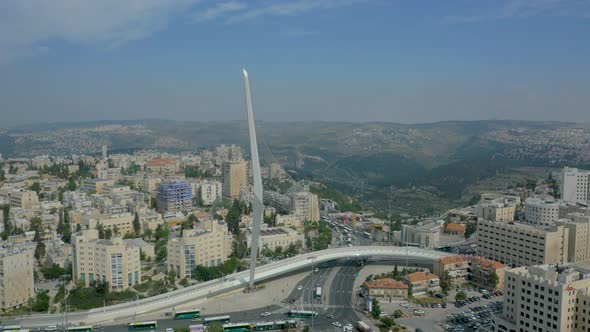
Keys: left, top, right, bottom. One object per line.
{"left": 0, "top": 0, "right": 589, "bottom": 127}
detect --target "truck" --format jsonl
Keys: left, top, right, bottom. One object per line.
{"left": 357, "top": 321, "right": 371, "bottom": 332}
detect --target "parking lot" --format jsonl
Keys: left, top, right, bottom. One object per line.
{"left": 393, "top": 289, "right": 503, "bottom": 332}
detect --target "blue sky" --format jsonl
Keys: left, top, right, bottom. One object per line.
{"left": 1, "top": 0, "right": 589, "bottom": 126}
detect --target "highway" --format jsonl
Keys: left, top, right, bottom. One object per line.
{"left": 8, "top": 246, "right": 451, "bottom": 329}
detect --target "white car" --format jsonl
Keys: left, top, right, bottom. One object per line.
{"left": 332, "top": 322, "right": 342, "bottom": 327}
{"left": 260, "top": 312, "right": 271, "bottom": 317}
{"left": 297, "top": 285, "right": 303, "bottom": 290}
{"left": 166, "top": 329, "right": 174, "bottom": 332}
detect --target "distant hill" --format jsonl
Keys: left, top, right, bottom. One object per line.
{"left": 2, "top": 119, "right": 589, "bottom": 214}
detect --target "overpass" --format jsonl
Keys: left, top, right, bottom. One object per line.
{"left": 11, "top": 246, "right": 452, "bottom": 327}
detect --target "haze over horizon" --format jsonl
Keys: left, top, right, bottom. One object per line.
{"left": 1, "top": 0, "right": 589, "bottom": 126}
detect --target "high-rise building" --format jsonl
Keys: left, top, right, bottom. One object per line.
{"left": 0, "top": 245, "right": 34, "bottom": 311}
{"left": 290, "top": 191, "right": 320, "bottom": 222}
{"left": 101, "top": 145, "right": 107, "bottom": 160}
{"left": 157, "top": 181, "right": 192, "bottom": 213}
{"left": 167, "top": 220, "right": 233, "bottom": 279}
{"left": 195, "top": 180, "right": 222, "bottom": 206}
{"left": 525, "top": 197, "right": 560, "bottom": 225}
{"left": 400, "top": 223, "right": 441, "bottom": 249}
{"left": 477, "top": 203, "right": 516, "bottom": 222}
{"left": 72, "top": 230, "right": 141, "bottom": 291}
{"left": 561, "top": 167, "right": 590, "bottom": 206}
{"left": 222, "top": 161, "right": 247, "bottom": 200}
{"left": 495, "top": 264, "right": 590, "bottom": 332}
{"left": 555, "top": 214, "right": 590, "bottom": 263}
{"left": 476, "top": 220, "right": 568, "bottom": 267}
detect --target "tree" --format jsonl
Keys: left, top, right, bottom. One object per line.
{"left": 29, "top": 181, "right": 41, "bottom": 194}
{"left": 440, "top": 271, "right": 452, "bottom": 294}
{"left": 488, "top": 271, "right": 499, "bottom": 289}
{"left": 35, "top": 241, "right": 46, "bottom": 261}
{"left": 104, "top": 228, "right": 113, "bottom": 240}
{"left": 167, "top": 269, "right": 177, "bottom": 284}
{"left": 143, "top": 228, "right": 153, "bottom": 240}
{"left": 455, "top": 291, "right": 467, "bottom": 302}
{"left": 32, "top": 292, "right": 50, "bottom": 312}
{"left": 371, "top": 298, "right": 381, "bottom": 319}
{"left": 393, "top": 309, "right": 404, "bottom": 318}
{"left": 408, "top": 284, "right": 413, "bottom": 298}
{"left": 465, "top": 221, "right": 477, "bottom": 239}
{"left": 302, "top": 327, "right": 311, "bottom": 332}
{"left": 76, "top": 223, "right": 82, "bottom": 232}
{"left": 133, "top": 212, "right": 141, "bottom": 234}
{"left": 154, "top": 224, "right": 169, "bottom": 241}
{"left": 67, "top": 177, "right": 77, "bottom": 191}
{"left": 207, "top": 322, "right": 223, "bottom": 332}
{"left": 97, "top": 223, "right": 105, "bottom": 239}
{"left": 393, "top": 264, "right": 399, "bottom": 278}
{"left": 380, "top": 316, "right": 395, "bottom": 329}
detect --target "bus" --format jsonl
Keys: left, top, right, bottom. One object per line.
{"left": 287, "top": 310, "right": 318, "bottom": 319}
{"left": 1, "top": 326, "right": 23, "bottom": 331}
{"left": 127, "top": 321, "right": 158, "bottom": 331}
{"left": 314, "top": 287, "right": 322, "bottom": 299}
{"left": 222, "top": 323, "right": 254, "bottom": 332}
{"left": 254, "top": 320, "right": 297, "bottom": 331}
{"left": 203, "top": 315, "right": 231, "bottom": 325}
{"left": 174, "top": 309, "right": 201, "bottom": 320}
{"left": 3, "top": 330, "right": 29, "bottom": 332}
{"left": 67, "top": 327, "right": 94, "bottom": 332}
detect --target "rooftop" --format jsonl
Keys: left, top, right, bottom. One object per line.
{"left": 365, "top": 278, "right": 408, "bottom": 290}
{"left": 404, "top": 271, "right": 439, "bottom": 283}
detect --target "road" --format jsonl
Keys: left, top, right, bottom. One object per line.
{"left": 95, "top": 261, "right": 360, "bottom": 332}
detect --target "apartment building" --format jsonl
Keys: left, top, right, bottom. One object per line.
{"left": 72, "top": 230, "right": 141, "bottom": 291}
{"left": 246, "top": 227, "right": 303, "bottom": 253}
{"left": 561, "top": 167, "right": 590, "bottom": 206}
{"left": 433, "top": 255, "right": 506, "bottom": 290}
{"left": 0, "top": 245, "right": 34, "bottom": 311}
{"left": 477, "top": 203, "right": 516, "bottom": 222}
{"left": 401, "top": 223, "right": 441, "bottom": 249}
{"left": 0, "top": 189, "right": 38, "bottom": 209}
{"left": 525, "top": 197, "right": 560, "bottom": 226}
{"left": 476, "top": 220, "right": 568, "bottom": 267}
{"left": 433, "top": 255, "right": 470, "bottom": 285}
{"left": 156, "top": 181, "right": 192, "bottom": 213}
{"left": 290, "top": 191, "right": 320, "bottom": 223}
{"left": 469, "top": 256, "right": 507, "bottom": 290}
{"left": 402, "top": 271, "right": 441, "bottom": 296}
{"left": 222, "top": 161, "right": 247, "bottom": 200}
{"left": 495, "top": 264, "right": 590, "bottom": 332}
{"left": 82, "top": 178, "right": 115, "bottom": 194}
{"left": 80, "top": 212, "right": 135, "bottom": 237}
{"left": 555, "top": 214, "right": 590, "bottom": 263}
{"left": 167, "top": 220, "right": 233, "bottom": 279}
{"left": 276, "top": 214, "right": 304, "bottom": 230}
{"left": 196, "top": 180, "right": 222, "bottom": 206}
{"left": 146, "top": 158, "right": 178, "bottom": 176}
{"left": 364, "top": 278, "right": 409, "bottom": 301}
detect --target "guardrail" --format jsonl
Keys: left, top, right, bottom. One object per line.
{"left": 16, "top": 246, "right": 452, "bottom": 326}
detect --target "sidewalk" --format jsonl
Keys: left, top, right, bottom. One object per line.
{"left": 197, "top": 270, "right": 310, "bottom": 315}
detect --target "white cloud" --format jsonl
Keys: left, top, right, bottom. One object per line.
{"left": 193, "top": 1, "right": 247, "bottom": 22}
{"left": 0, "top": 0, "right": 200, "bottom": 61}
{"left": 227, "top": 0, "right": 362, "bottom": 22}
{"left": 442, "top": 0, "right": 590, "bottom": 23}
